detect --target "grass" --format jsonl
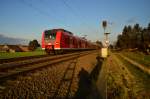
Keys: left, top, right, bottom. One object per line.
{"left": 0, "top": 49, "right": 46, "bottom": 59}
{"left": 144, "top": 55, "right": 150, "bottom": 61}
{"left": 116, "top": 54, "right": 150, "bottom": 90}
{"left": 122, "top": 51, "right": 150, "bottom": 68}
{"left": 107, "top": 72, "right": 126, "bottom": 99}
{"left": 116, "top": 54, "right": 150, "bottom": 98}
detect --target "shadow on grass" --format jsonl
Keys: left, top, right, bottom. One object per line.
{"left": 74, "top": 56, "right": 104, "bottom": 99}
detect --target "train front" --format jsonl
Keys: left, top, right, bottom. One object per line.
{"left": 42, "top": 30, "right": 57, "bottom": 54}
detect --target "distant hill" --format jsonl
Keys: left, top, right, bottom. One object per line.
{"left": 0, "top": 34, "right": 29, "bottom": 45}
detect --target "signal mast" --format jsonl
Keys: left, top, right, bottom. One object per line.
{"left": 101, "top": 20, "right": 110, "bottom": 58}
{"left": 102, "top": 21, "right": 110, "bottom": 48}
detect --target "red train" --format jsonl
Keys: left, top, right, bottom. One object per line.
{"left": 41, "top": 29, "right": 97, "bottom": 54}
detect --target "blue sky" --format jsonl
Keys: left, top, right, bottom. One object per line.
{"left": 0, "top": 0, "right": 150, "bottom": 44}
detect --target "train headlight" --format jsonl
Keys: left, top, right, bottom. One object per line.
{"left": 48, "top": 43, "right": 52, "bottom": 45}
{"left": 56, "top": 42, "right": 59, "bottom": 45}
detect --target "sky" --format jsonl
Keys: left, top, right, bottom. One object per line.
{"left": 0, "top": 0, "right": 150, "bottom": 44}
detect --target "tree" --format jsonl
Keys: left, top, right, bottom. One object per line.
{"left": 116, "top": 22, "right": 150, "bottom": 52}
{"left": 130, "top": 24, "right": 141, "bottom": 48}
{"left": 148, "top": 23, "right": 150, "bottom": 31}
{"left": 28, "top": 39, "right": 40, "bottom": 51}
{"left": 32, "top": 39, "right": 40, "bottom": 47}
{"left": 116, "top": 34, "right": 124, "bottom": 48}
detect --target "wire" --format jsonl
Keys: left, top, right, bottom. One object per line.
{"left": 19, "top": 0, "right": 100, "bottom": 40}
{"left": 61, "top": 0, "right": 77, "bottom": 16}
{"left": 38, "top": 0, "right": 63, "bottom": 22}
{"left": 19, "top": 0, "right": 63, "bottom": 24}
{"left": 61, "top": 0, "right": 99, "bottom": 36}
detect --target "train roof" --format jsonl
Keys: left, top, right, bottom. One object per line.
{"left": 44, "top": 28, "right": 89, "bottom": 41}
{"left": 45, "top": 29, "right": 73, "bottom": 35}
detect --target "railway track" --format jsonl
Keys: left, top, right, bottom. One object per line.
{"left": 0, "top": 52, "right": 79, "bottom": 71}
{"left": 0, "top": 52, "right": 80, "bottom": 64}
{"left": 52, "top": 59, "right": 77, "bottom": 98}
{"left": 0, "top": 51, "right": 96, "bottom": 85}
{"left": 0, "top": 51, "right": 95, "bottom": 64}
{"left": 0, "top": 55, "right": 48, "bottom": 64}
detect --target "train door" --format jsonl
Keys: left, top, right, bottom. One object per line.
{"left": 64, "top": 35, "right": 70, "bottom": 48}
{"left": 70, "top": 37, "right": 73, "bottom": 48}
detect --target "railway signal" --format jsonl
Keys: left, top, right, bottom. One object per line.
{"left": 104, "top": 32, "right": 110, "bottom": 48}
{"left": 102, "top": 20, "right": 107, "bottom": 33}
{"left": 101, "top": 21, "right": 110, "bottom": 58}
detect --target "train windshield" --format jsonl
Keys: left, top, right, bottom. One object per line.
{"left": 44, "top": 30, "right": 57, "bottom": 40}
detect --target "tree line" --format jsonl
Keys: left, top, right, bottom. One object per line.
{"left": 116, "top": 23, "right": 150, "bottom": 52}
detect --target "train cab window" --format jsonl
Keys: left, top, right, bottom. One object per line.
{"left": 45, "top": 30, "right": 56, "bottom": 40}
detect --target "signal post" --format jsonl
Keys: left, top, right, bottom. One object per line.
{"left": 101, "top": 21, "right": 110, "bottom": 58}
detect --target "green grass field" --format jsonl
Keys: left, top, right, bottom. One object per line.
{"left": 0, "top": 49, "right": 46, "bottom": 59}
